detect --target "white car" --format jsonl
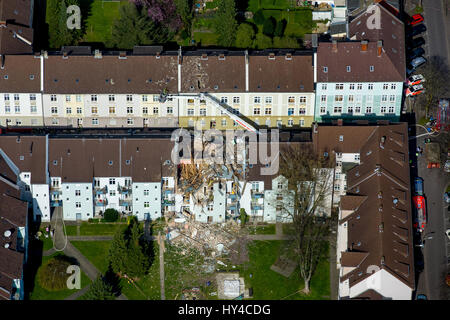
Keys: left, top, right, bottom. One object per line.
{"left": 407, "top": 74, "right": 425, "bottom": 86}
{"left": 446, "top": 229, "right": 450, "bottom": 241}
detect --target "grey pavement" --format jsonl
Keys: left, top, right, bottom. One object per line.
{"left": 422, "top": 0, "right": 450, "bottom": 64}
{"left": 64, "top": 285, "right": 91, "bottom": 300}
{"left": 159, "top": 232, "right": 166, "bottom": 300}
{"left": 68, "top": 235, "right": 114, "bottom": 241}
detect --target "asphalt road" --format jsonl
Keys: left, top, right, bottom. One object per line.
{"left": 422, "top": 0, "right": 450, "bottom": 63}
{"left": 413, "top": 131, "right": 449, "bottom": 300}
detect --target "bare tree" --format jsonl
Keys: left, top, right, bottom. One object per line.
{"left": 416, "top": 56, "right": 450, "bottom": 115}
{"left": 278, "top": 144, "right": 334, "bottom": 294}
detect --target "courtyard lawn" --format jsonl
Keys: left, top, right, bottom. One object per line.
{"left": 242, "top": 241, "right": 330, "bottom": 300}
{"left": 193, "top": 32, "right": 219, "bottom": 46}
{"left": 248, "top": 224, "right": 276, "bottom": 235}
{"left": 78, "top": 222, "right": 126, "bottom": 236}
{"left": 80, "top": 0, "right": 128, "bottom": 44}
{"left": 29, "top": 253, "right": 91, "bottom": 300}
{"left": 71, "top": 240, "right": 112, "bottom": 273}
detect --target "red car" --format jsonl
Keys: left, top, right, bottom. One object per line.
{"left": 413, "top": 195, "right": 427, "bottom": 232}
{"left": 409, "top": 14, "right": 424, "bottom": 26}
{"left": 406, "top": 84, "right": 425, "bottom": 97}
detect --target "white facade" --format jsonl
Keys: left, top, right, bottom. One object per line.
{"left": 61, "top": 183, "right": 93, "bottom": 221}
{"left": 0, "top": 93, "right": 43, "bottom": 127}
{"left": 132, "top": 182, "right": 162, "bottom": 221}
{"left": 31, "top": 184, "right": 50, "bottom": 222}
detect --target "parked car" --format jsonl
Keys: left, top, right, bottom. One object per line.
{"left": 444, "top": 192, "right": 450, "bottom": 204}
{"left": 407, "top": 37, "right": 425, "bottom": 50}
{"left": 410, "top": 56, "right": 427, "bottom": 69}
{"left": 444, "top": 159, "right": 450, "bottom": 173}
{"left": 406, "top": 84, "right": 425, "bottom": 97}
{"left": 413, "top": 195, "right": 427, "bottom": 232}
{"left": 406, "top": 24, "right": 427, "bottom": 37}
{"left": 416, "top": 294, "right": 427, "bottom": 300}
{"left": 408, "top": 47, "right": 425, "bottom": 61}
{"left": 408, "top": 14, "right": 424, "bottom": 26}
{"left": 414, "top": 177, "right": 424, "bottom": 196}
{"left": 446, "top": 229, "right": 450, "bottom": 241}
{"left": 407, "top": 74, "right": 425, "bottom": 86}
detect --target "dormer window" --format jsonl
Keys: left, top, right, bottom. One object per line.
{"left": 346, "top": 66, "right": 351, "bottom": 72}
{"left": 201, "top": 53, "right": 208, "bottom": 60}
{"left": 370, "top": 66, "right": 374, "bottom": 72}
{"left": 268, "top": 53, "right": 275, "bottom": 60}
{"left": 323, "top": 66, "right": 328, "bottom": 73}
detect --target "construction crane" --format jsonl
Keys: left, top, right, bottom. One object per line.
{"left": 159, "top": 90, "right": 259, "bottom": 133}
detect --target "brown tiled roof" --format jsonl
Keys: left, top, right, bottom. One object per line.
{"left": 340, "top": 195, "right": 367, "bottom": 211}
{"left": 249, "top": 54, "right": 314, "bottom": 92}
{"left": 0, "top": 246, "right": 23, "bottom": 300}
{"left": 49, "top": 138, "right": 174, "bottom": 182}
{"left": 0, "top": 55, "right": 40, "bottom": 93}
{"left": 181, "top": 52, "right": 245, "bottom": 93}
{"left": 0, "top": 136, "right": 47, "bottom": 184}
{"left": 342, "top": 123, "right": 414, "bottom": 291}
{"left": 44, "top": 54, "right": 179, "bottom": 94}
{"left": 349, "top": 2, "right": 405, "bottom": 81}
{"left": 341, "top": 251, "right": 369, "bottom": 267}
{"left": 0, "top": 0, "right": 33, "bottom": 55}
{"left": 317, "top": 41, "right": 404, "bottom": 83}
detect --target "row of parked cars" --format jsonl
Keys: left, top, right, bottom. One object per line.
{"left": 405, "top": 14, "right": 427, "bottom": 98}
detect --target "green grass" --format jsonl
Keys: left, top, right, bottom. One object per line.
{"left": 76, "top": 222, "right": 126, "bottom": 236}
{"left": 242, "top": 241, "right": 330, "bottom": 300}
{"left": 248, "top": 0, "right": 294, "bottom": 12}
{"left": 80, "top": 0, "right": 127, "bottom": 44}
{"left": 38, "top": 230, "right": 55, "bottom": 251}
{"left": 193, "top": 32, "right": 219, "bottom": 46}
{"left": 248, "top": 224, "right": 276, "bottom": 235}
{"left": 29, "top": 253, "right": 91, "bottom": 300}
{"left": 71, "top": 241, "right": 112, "bottom": 273}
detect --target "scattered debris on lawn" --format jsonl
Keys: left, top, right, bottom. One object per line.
{"left": 216, "top": 272, "right": 249, "bottom": 300}
{"left": 270, "top": 256, "right": 297, "bottom": 278}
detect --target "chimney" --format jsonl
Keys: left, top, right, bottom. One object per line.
{"left": 332, "top": 40, "right": 337, "bottom": 53}
{"left": 201, "top": 53, "right": 208, "bottom": 60}
{"left": 62, "top": 51, "right": 68, "bottom": 59}
{"left": 360, "top": 40, "right": 368, "bottom": 52}
{"left": 0, "top": 21, "right": 6, "bottom": 27}
{"left": 119, "top": 51, "right": 127, "bottom": 59}
{"left": 337, "top": 119, "right": 343, "bottom": 126}
{"left": 94, "top": 49, "right": 102, "bottom": 59}
{"left": 285, "top": 53, "right": 292, "bottom": 60}
{"left": 268, "top": 53, "right": 275, "bottom": 60}
{"left": 377, "top": 40, "right": 383, "bottom": 57}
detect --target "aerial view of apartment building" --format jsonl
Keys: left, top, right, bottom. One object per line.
{"left": 0, "top": 0, "right": 448, "bottom": 308}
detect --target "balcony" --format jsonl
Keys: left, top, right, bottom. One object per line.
{"left": 118, "top": 185, "right": 132, "bottom": 194}
{"left": 119, "top": 199, "right": 132, "bottom": 207}
{"left": 94, "top": 186, "right": 107, "bottom": 195}
{"left": 162, "top": 199, "right": 175, "bottom": 206}
{"left": 50, "top": 199, "right": 62, "bottom": 207}
{"left": 50, "top": 188, "right": 62, "bottom": 196}
{"left": 95, "top": 198, "right": 108, "bottom": 206}
{"left": 251, "top": 191, "right": 264, "bottom": 199}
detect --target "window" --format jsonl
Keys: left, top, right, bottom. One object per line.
{"left": 323, "top": 66, "right": 328, "bottom": 73}
{"left": 109, "top": 94, "right": 115, "bottom": 102}
{"left": 109, "top": 190, "right": 116, "bottom": 196}
{"left": 381, "top": 106, "right": 387, "bottom": 113}
{"left": 321, "top": 95, "right": 327, "bottom": 103}
{"left": 142, "top": 95, "right": 148, "bottom": 102}
{"left": 52, "top": 118, "right": 59, "bottom": 125}
{"left": 153, "top": 107, "right": 158, "bottom": 114}
{"left": 12, "top": 94, "right": 18, "bottom": 101}
{"left": 66, "top": 107, "right": 71, "bottom": 114}
{"left": 66, "top": 95, "right": 71, "bottom": 102}
{"left": 220, "top": 97, "right": 228, "bottom": 104}
{"left": 4, "top": 94, "right": 9, "bottom": 101}
{"left": 346, "top": 66, "right": 351, "bottom": 72}
{"left": 253, "top": 107, "right": 260, "bottom": 115}
{"left": 299, "top": 107, "right": 306, "bottom": 115}
{"left": 264, "top": 107, "right": 271, "bottom": 115}
{"left": 30, "top": 94, "right": 36, "bottom": 101}
{"left": 187, "top": 108, "right": 194, "bottom": 116}
{"left": 15, "top": 119, "right": 21, "bottom": 125}
{"left": 299, "top": 96, "right": 306, "bottom": 104}
{"left": 265, "top": 96, "right": 272, "bottom": 104}
{"left": 153, "top": 95, "right": 160, "bottom": 102}
{"left": 299, "top": 119, "right": 305, "bottom": 127}
{"left": 388, "top": 106, "right": 395, "bottom": 113}
{"left": 349, "top": 83, "right": 355, "bottom": 90}
{"left": 335, "top": 84, "right": 344, "bottom": 90}
{"left": 144, "top": 202, "right": 150, "bottom": 208}
{"left": 233, "top": 97, "right": 240, "bottom": 104}
{"left": 91, "top": 95, "right": 97, "bottom": 102}
{"left": 14, "top": 105, "right": 20, "bottom": 113}
{"left": 370, "top": 66, "right": 374, "bottom": 72}
{"left": 221, "top": 119, "right": 227, "bottom": 126}
{"left": 320, "top": 106, "right": 326, "bottom": 114}
{"left": 91, "top": 117, "right": 99, "bottom": 125}
{"left": 126, "top": 94, "right": 133, "bottom": 102}
{"left": 288, "top": 119, "right": 293, "bottom": 126}
{"left": 321, "top": 84, "right": 327, "bottom": 90}
{"left": 166, "top": 106, "right": 173, "bottom": 114}
{"left": 109, "top": 178, "right": 115, "bottom": 185}
{"left": 142, "top": 107, "right": 148, "bottom": 114}
{"left": 348, "top": 95, "right": 354, "bottom": 103}
{"left": 335, "top": 95, "right": 343, "bottom": 102}
{"left": 355, "top": 154, "right": 360, "bottom": 161}
{"left": 5, "top": 106, "right": 10, "bottom": 113}
{"left": 333, "top": 106, "right": 342, "bottom": 113}
{"left": 51, "top": 107, "right": 58, "bottom": 114}
{"left": 339, "top": 135, "right": 344, "bottom": 142}
{"left": 357, "top": 83, "right": 362, "bottom": 90}
{"left": 347, "top": 106, "right": 353, "bottom": 113}
{"left": 51, "top": 94, "right": 57, "bottom": 102}
{"left": 288, "top": 108, "right": 294, "bottom": 116}
{"left": 30, "top": 105, "right": 37, "bottom": 113}
{"left": 75, "top": 190, "right": 81, "bottom": 196}
{"left": 254, "top": 96, "right": 261, "bottom": 104}
{"left": 199, "top": 108, "right": 206, "bottom": 116}
{"left": 334, "top": 184, "right": 340, "bottom": 191}
{"left": 383, "top": 83, "right": 389, "bottom": 90}
{"left": 127, "top": 106, "right": 133, "bottom": 114}
{"left": 109, "top": 106, "right": 115, "bottom": 114}
{"left": 355, "top": 106, "right": 361, "bottom": 113}
{"left": 127, "top": 118, "right": 134, "bottom": 125}
{"left": 144, "top": 190, "right": 149, "bottom": 196}
{"left": 288, "top": 96, "right": 295, "bottom": 103}
{"left": 91, "top": 106, "right": 98, "bottom": 114}
{"left": 77, "top": 107, "right": 82, "bottom": 114}
{"left": 76, "top": 95, "right": 81, "bottom": 102}
{"left": 389, "top": 95, "right": 396, "bottom": 102}
{"left": 366, "top": 106, "right": 372, "bottom": 113}
{"left": 368, "top": 83, "right": 374, "bottom": 90}
{"left": 76, "top": 202, "right": 81, "bottom": 208}
{"left": 391, "top": 84, "right": 396, "bottom": 90}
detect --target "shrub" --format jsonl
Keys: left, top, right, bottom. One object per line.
{"left": 253, "top": 9, "right": 265, "bottom": 25}
{"left": 262, "top": 17, "right": 276, "bottom": 37}
{"left": 235, "top": 23, "right": 256, "bottom": 48}
{"left": 104, "top": 209, "right": 119, "bottom": 222}
{"left": 38, "top": 255, "right": 74, "bottom": 291}
{"left": 255, "top": 33, "right": 273, "bottom": 49}
{"left": 274, "top": 19, "right": 287, "bottom": 37}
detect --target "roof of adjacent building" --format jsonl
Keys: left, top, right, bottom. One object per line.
{"left": 317, "top": 40, "right": 404, "bottom": 83}
{"left": 181, "top": 51, "right": 246, "bottom": 93}
{"left": 44, "top": 54, "right": 179, "bottom": 94}
{"left": 340, "top": 195, "right": 367, "bottom": 211}
{"left": 335, "top": 123, "right": 414, "bottom": 292}
{"left": 0, "top": 55, "right": 41, "bottom": 93}
{"left": 0, "top": 246, "right": 23, "bottom": 300}
{"left": 249, "top": 53, "right": 314, "bottom": 92}
{"left": 0, "top": 136, "right": 47, "bottom": 184}
{"left": 0, "top": 0, "right": 33, "bottom": 55}
{"left": 348, "top": 1, "right": 405, "bottom": 81}
{"left": 48, "top": 138, "right": 175, "bottom": 182}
